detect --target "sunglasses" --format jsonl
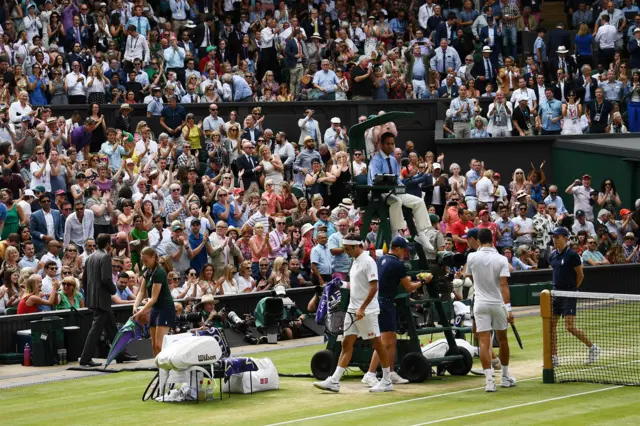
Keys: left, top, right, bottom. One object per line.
{"left": 48, "top": 266, "right": 58, "bottom": 270}
{"left": 520, "top": 208, "right": 527, "bottom": 212}
{"left": 67, "top": 249, "right": 77, "bottom": 252}
{"left": 62, "top": 283, "right": 75, "bottom": 287}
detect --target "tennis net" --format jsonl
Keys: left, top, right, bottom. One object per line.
{"left": 550, "top": 290, "right": 640, "bottom": 386}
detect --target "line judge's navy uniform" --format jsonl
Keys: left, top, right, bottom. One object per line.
{"left": 549, "top": 246, "right": 581, "bottom": 316}
{"left": 376, "top": 254, "right": 406, "bottom": 332}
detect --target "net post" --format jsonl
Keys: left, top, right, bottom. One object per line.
{"left": 540, "top": 289, "right": 554, "bottom": 384}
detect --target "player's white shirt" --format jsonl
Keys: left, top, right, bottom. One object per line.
{"left": 466, "top": 247, "right": 510, "bottom": 305}
{"left": 348, "top": 250, "right": 379, "bottom": 315}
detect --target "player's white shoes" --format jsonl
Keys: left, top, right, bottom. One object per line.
{"left": 500, "top": 375, "right": 517, "bottom": 388}
{"left": 485, "top": 379, "right": 497, "bottom": 392}
{"left": 313, "top": 378, "right": 340, "bottom": 393}
{"left": 361, "top": 372, "right": 379, "bottom": 387}
{"left": 389, "top": 371, "right": 409, "bottom": 384}
{"left": 492, "top": 358, "right": 502, "bottom": 370}
{"left": 552, "top": 355, "right": 560, "bottom": 367}
{"left": 586, "top": 345, "right": 601, "bottom": 364}
{"left": 370, "top": 378, "right": 393, "bottom": 392}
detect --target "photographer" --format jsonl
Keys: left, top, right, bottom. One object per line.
{"left": 255, "top": 285, "right": 306, "bottom": 341}
{"left": 195, "top": 294, "right": 223, "bottom": 328}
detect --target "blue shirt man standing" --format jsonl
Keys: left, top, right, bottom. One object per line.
{"left": 537, "top": 88, "right": 563, "bottom": 134}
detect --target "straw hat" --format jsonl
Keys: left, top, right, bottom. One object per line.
{"left": 195, "top": 294, "right": 219, "bottom": 310}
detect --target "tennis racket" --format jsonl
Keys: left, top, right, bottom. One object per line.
{"left": 511, "top": 323, "right": 523, "bottom": 349}
{"left": 324, "top": 310, "right": 357, "bottom": 335}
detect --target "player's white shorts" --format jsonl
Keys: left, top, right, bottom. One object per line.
{"left": 473, "top": 303, "right": 508, "bottom": 333}
{"left": 344, "top": 312, "right": 380, "bottom": 340}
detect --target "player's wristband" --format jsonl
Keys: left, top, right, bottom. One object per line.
{"left": 504, "top": 303, "right": 512, "bottom": 312}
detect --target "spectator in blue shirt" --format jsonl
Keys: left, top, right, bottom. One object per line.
{"left": 310, "top": 231, "right": 332, "bottom": 286}
{"left": 100, "top": 129, "right": 129, "bottom": 171}
{"left": 223, "top": 73, "right": 253, "bottom": 102}
{"left": 537, "top": 88, "right": 563, "bottom": 134}
{"left": 503, "top": 246, "right": 533, "bottom": 270}
{"left": 212, "top": 189, "right": 238, "bottom": 227}
{"left": 188, "top": 219, "right": 212, "bottom": 274}
{"left": 312, "top": 60, "right": 339, "bottom": 100}
{"left": 496, "top": 204, "right": 515, "bottom": 251}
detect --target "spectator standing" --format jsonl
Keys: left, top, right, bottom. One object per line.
{"left": 536, "top": 88, "right": 563, "bottom": 135}
{"left": 512, "top": 95, "right": 533, "bottom": 136}
{"left": 487, "top": 91, "right": 512, "bottom": 136}
{"left": 448, "top": 85, "right": 476, "bottom": 138}
{"left": 566, "top": 175, "right": 595, "bottom": 221}
{"left": 594, "top": 15, "right": 618, "bottom": 68}
{"left": 160, "top": 96, "right": 187, "bottom": 141}
{"left": 499, "top": 0, "right": 520, "bottom": 59}
{"left": 559, "top": 91, "right": 582, "bottom": 135}
{"left": 585, "top": 88, "right": 612, "bottom": 134}
{"left": 351, "top": 56, "right": 374, "bottom": 100}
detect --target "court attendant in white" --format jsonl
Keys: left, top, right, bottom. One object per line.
{"left": 313, "top": 233, "right": 394, "bottom": 393}
{"left": 466, "top": 228, "right": 516, "bottom": 392}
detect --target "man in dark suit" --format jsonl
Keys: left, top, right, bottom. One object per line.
{"left": 194, "top": 15, "right": 215, "bottom": 59}
{"left": 438, "top": 74, "right": 459, "bottom": 98}
{"left": 422, "top": 163, "right": 451, "bottom": 218}
{"left": 79, "top": 234, "right": 136, "bottom": 367}
{"left": 236, "top": 141, "right": 262, "bottom": 190}
{"left": 472, "top": 46, "right": 498, "bottom": 94}
{"left": 241, "top": 115, "right": 262, "bottom": 143}
{"left": 285, "top": 29, "right": 306, "bottom": 98}
{"left": 114, "top": 103, "right": 134, "bottom": 134}
{"left": 533, "top": 73, "right": 547, "bottom": 104}
{"left": 434, "top": 13, "right": 458, "bottom": 45}
{"left": 547, "top": 23, "right": 572, "bottom": 62}
{"left": 78, "top": 2, "right": 95, "bottom": 48}
{"left": 302, "top": 8, "right": 325, "bottom": 41}
{"left": 30, "top": 193, "right": 64, "bottom": 255}
{"left": 65, "top": 15, "right": 89, "bottom": 52}
{"left": 479, "top": 16, "right": 502, "bottom": 63}
{"left": 573, "top": 64, "right": 598, "bottom": 103}
{"left": 548, "top": 46, "right": 577, "bottom": 80}
{"left": 551, "top": 69, "right": 572, "bottom": 102}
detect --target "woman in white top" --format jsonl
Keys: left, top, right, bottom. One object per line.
{"left": 216, "top": 264, "right": 239, "bottom": 295}
{"left": 235, "top": 261, "right": 255, "bottom": 293}
{"left": 448, "top": 163, "right": 466, "bottom": 200}
{"left": 30, "top": 147, "right": 52, "bottom": 191}
{"left": 260, "top": 145, "right": 284, "bottom": 193}
{"left": 476, "top": 169, "right": 496, "bottom": 212}
{"left": 85, "top": 65, "right": 109, "bottom": 104}
{"left": 268, "top": 257, "right": 290, "bottom": 289}
{"left": 561, "top": 91, "right": 583, "bottom": 135}
{"left": 9, "top": 90, "right": 34, "bottom": 125}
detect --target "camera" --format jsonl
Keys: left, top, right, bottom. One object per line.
{"left": 227, "top": 310, "right": 248, "bottom": 332}
{"left": 174, "top": 312, "right": 201, "bottom": 333}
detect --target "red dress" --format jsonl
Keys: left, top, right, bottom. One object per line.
{"left": 17, "top": 295, "right": 38, "bottom": 314}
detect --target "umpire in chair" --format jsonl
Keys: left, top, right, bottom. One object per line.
{"left": 368, "top": 132, "right": 434, "bottom": 251}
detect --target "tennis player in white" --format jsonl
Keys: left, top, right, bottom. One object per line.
{"left": 313, "top": 233, "right": 394, "bottom": 393}
{"left": 466, "top": 228, "right": 516, "bottom": 392}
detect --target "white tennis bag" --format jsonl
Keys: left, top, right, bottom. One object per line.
{"left": 421, "top": 338, "right": 478, "bottom": 360}
{"left": 421, "top": 340, "right": 449, "bottom": 359}
{"left": 222, "top": 358, "right": 279, "bottom": 394}
{"left": 156, "top": 336, "right": 223, "bottom": 370}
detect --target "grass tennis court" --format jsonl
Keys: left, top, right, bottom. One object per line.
{"left": 2, "top": 313, "right": 640, "bottom": 425}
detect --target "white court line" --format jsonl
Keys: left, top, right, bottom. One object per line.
{"left": 264, "top": 377, "right": 542, "bottom": 426}
{"left": 409, "top": 385, "right": 623, "bottom": 426}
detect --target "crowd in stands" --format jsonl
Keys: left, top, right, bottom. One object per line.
{"left": 0, "top": 0, "right": 637, "bottom": 135}
{"left": 0, "top": 103, "right": 638, "bottom": 316}
{"left": 0, "top": 0, "right": 640, "bottom": 316}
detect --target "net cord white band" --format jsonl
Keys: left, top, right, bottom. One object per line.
{"left": 551, "top": 290, "right": 640, "bottom": 302}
